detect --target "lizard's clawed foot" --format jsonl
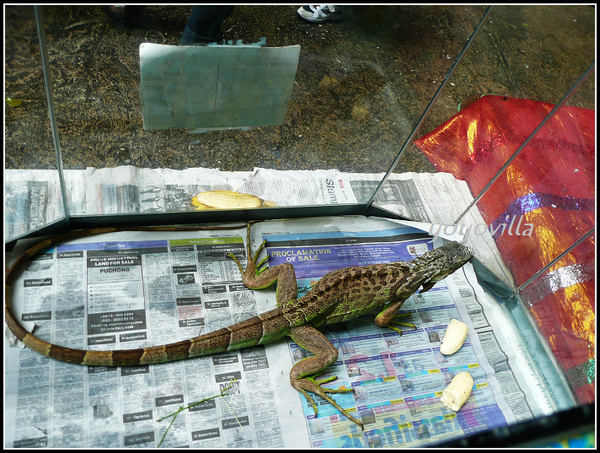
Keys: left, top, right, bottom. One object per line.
{"left": 228, "top": 240, "right": 266, "bottom": 268}
{"left": 228, "top": 223, "right": 270, "bottom": 278}
{"left": 229, "top": 222, "right": 298, "bottom": 301}
{"left": 383, "top": 313, "right": 417, "bottom": 336}
{"left": 292, "top": 374, "right": 364, "bottom": 430}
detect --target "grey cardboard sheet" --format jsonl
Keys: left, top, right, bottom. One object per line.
{"left": 139, "top": 43, "right": 301, "bottom": 131}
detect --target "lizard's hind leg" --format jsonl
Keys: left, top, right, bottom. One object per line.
{"left": 289, "top": 325, "right": 364, "bottom": 430}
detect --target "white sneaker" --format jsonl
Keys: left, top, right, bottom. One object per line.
{"left": 297, "top": 5, "right": 343, "bottom": 23}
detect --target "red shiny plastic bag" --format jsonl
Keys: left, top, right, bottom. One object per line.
{"left": 414, "top": 95, "right": 595, "bottom": 404}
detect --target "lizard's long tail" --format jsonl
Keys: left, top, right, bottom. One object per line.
{"left": 5, "top": 226, "right": 289, "bottom": 368}
{"left": 6, "top": 302, "right": 289, "bottom": 367}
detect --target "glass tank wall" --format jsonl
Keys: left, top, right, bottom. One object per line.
{"left": 390, "top": 5, "right": 595, "bottom": 412}
{"left": 5, "top": 6, "right": 67, "bottom": 240}
{"left": 372, "top": 4, "right": 595, "bottom": 210}
{"left": 6, "top": 4, "right": 492, "bottom": 238}
{"left": 6, "top": 6, "right": 593, "bottom": 237}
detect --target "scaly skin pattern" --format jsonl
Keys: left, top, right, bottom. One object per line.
{"left": 5, "top": 223, "right": 473, "bottom": 430}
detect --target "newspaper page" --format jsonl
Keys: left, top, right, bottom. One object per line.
{"left": 5, "top": 217, "right": 546, "bottom": 448}
{"left": 5, "top": 227, "right": 304, "bottom": 448}
{"left": 4, "top": 170, "right": 66, "bottom": 242}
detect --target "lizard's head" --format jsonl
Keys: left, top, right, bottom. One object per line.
{"left": 415, "top": 241, "right": 473, "bottom": 293}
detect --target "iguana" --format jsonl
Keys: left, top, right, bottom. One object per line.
{"left": 5, "top": 223, "right": 473, "bottom": 430}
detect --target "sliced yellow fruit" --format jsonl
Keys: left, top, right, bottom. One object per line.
{"left": 440, "top": 319, "right": 468, "bottom": 355}
{"left": 191, "top": 191, "right": 276, "bottom": 210}
{"left": 440, "top": 371, "right": 473, "bottom": 411}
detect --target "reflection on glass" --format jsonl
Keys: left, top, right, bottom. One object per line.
{"left": 383, "top": 4, "right": 594, "bottom": 205}
{"left": 517, "top": 233, "right": 595, "bottom": 406}
{"left": 412, "top": 4, "right": 595, "bottom": 153}
{"left": 416, "top": 90, "right": 595, "bottom": 286}
{"left": 407, "top": 54, "right": 595, "bottom": 409}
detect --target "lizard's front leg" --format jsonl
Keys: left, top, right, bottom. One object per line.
{"left": 374, "top": 298, "right": 416, "bottom": 336}
{"left": 228, "top": 223, "right": 298, "bottom": 304}
{"left": 289, "top": 325, "right": 364, "bottom": 430}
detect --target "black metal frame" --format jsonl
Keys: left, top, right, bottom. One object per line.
{"left": 4, "top": 203, "right": 412, "bottom": 251}
{"left": 436, "top": 403, "right": 595, "bottom": 448}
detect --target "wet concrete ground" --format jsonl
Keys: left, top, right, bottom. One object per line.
{"left": 4, "top": 5, "right": 596, "bottom": 174}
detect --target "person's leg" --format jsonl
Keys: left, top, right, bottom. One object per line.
{"left": 180, "top": 6, "right": 236, "bottom": 45}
